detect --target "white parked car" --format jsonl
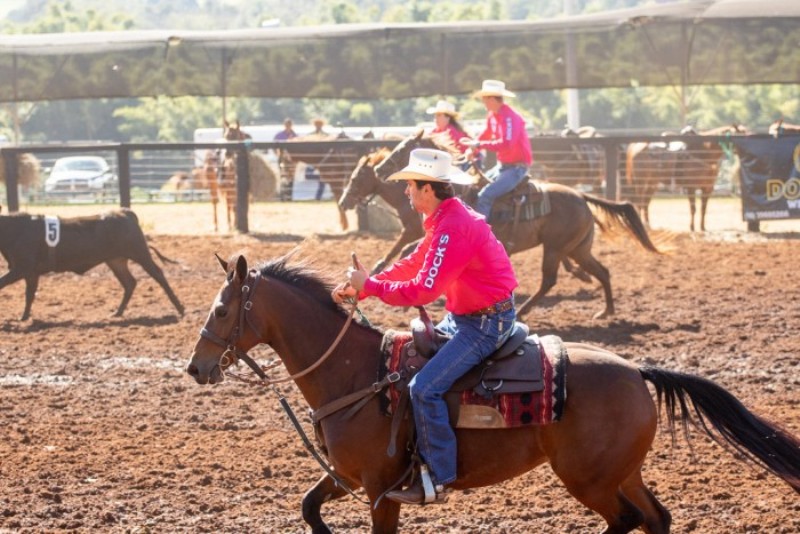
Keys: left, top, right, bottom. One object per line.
{"left": 44, "top": 156, "right": 118, "bottom": 193}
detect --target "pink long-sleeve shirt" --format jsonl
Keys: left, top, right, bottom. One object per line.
{"left": 430, "top": 123, "right": 469, "bottom": 154}
{"left": 477, "top": 103, "right": 533, "bottom": 166}
{"left": 361, "top": 198, "right": 518, "bottom": 315}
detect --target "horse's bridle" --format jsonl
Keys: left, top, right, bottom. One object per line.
{"left": 199, "top": 269, "right": 270, "bottom": 381}
{"left": 374, "top": 139, "right": 418, "bottom": 180}
{"left": 199, "top": 269, "right": 358, "bottom": 385}
{"left": 343, "top": 162, "right": 379, "bottom": 208}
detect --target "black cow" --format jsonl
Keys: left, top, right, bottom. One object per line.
{"left": 0, "top": 208, "right": 185, "bottom": 320}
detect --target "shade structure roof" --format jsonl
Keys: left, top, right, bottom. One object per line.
{"left": 0, "top": 0, "right": 797, "bottom": 103}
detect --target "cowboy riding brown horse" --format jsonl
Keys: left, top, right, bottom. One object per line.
{"left": 186, "top": 252, "right": 800, "bottom": 534}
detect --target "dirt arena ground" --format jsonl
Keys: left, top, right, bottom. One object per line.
{"left": 0, "top": 199, "right": 798, "bottom": 533}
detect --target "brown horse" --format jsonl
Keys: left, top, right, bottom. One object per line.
{"left": 276, "top": 131, "right": 365, "bottom": 231}
{"left": 370, "top": 132, "right": 662, "bottom": 319}
{"left": 340, "top": 149, "right": 596, "bottom": 280}
{"left": 186, "top": 253, "right": 800, "bottom": 534}
{"left": 625, "top": 125, "right": 747, "bottom": 231}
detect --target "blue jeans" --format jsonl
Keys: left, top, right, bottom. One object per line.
{"left": 408, "top": 306, "right": 516, "bottom": 487}
{"left": 475, "top": 164, "right": 529, "bottom": 219}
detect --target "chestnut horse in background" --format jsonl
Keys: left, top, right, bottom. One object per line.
{"left": 369, "top": 132, "right": 663, "bottom": 319}
{"left": 625, "top": 124, "right": 747, "bottom": 231}
{"left": 219, "top": 120, "right": 251, "bottom": 231}
{"left": 186, "top": 252, "right": 800, "bottom": 533}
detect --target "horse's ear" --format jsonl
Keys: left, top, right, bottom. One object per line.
{"left": 414, "top": 128, "right": 424, "bottom": 140}
{"left": 235, "top": 255, "right": 248, "bottom": 282}
{"left": 215, "top": 253, "right": 227, "bottom": 273}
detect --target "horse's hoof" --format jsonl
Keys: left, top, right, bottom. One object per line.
{"left": 593, "top": 309, "right": 613, "bottom": 320}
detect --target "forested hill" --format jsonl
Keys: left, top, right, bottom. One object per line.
{"left": 2, "top": 0, "right": 796, "bottom": 143}
{"left": 3, "top": 0, "right": 659, "bottom": 30}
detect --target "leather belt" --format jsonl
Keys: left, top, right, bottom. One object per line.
{"left": 467, "top": 297, "right": 514, "bottom": 317}
{"left": 499, "top": 162, "right": 529, "bottom": 168}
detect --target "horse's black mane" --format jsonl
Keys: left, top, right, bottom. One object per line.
{"left": 256, "top": 256, "right": 333, "bottom": 305}
{"left": 255, "top": 255, "right": 383, "bottom": 333}
{"left": 255, "top": 255, "right": 373, "bottom": 322}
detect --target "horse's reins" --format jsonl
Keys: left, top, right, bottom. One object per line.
{"left": 198, "top": 269, "right": 371, "bottom": 504}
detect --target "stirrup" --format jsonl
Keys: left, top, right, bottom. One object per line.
{"left": 420, "top": 465, "right": 449, "bottom": 504}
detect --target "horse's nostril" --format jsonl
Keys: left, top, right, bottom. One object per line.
{"left": 187, "top": 363, "right": 199, "bottom": 377}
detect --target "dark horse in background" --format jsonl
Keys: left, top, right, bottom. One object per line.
{"left": 625, "top": 124, "right": 748, "bottom": 231}
{"left": 340, "top": 147, "right": 604, "bottom": 277}
{"left": 277, "top": 130, "right": 368, "bottom": 231}
{"left": 339, "top": 148, "right": 423, "bottom": 274}
{"left": 187, "top": 252, "right": 800, "bottom": 533}
{"left": 359, "top": 132, "right": 662, "bottom": 319}
{"left": 532, "top": 126, "right": 605, "bottom": 191}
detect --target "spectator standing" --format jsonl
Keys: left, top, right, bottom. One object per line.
{"left": 273, "top": 118, "right": 297, "bottom": 141}
{"left": 307, "top": 118, "right": 328, "bottom": 200}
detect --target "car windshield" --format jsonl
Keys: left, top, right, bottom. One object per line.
{"left": 55, "top": 159, "right": 106, "bottom": 172}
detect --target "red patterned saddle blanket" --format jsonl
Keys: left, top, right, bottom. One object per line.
{"left": 379, "top": 330, "right": 568, "bottom": 429}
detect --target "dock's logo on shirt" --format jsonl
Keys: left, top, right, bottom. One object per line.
{"left": 423, "top": 234, "right": 449, "bottom": 288}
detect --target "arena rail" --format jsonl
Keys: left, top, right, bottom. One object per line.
{"left": 2, "top": 134, "right": 794, "bottom": 233}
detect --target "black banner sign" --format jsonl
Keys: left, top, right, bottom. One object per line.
{"left": 734, "top": 136, "right": 800, "bottom": 221}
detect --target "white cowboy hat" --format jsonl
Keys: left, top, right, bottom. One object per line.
{"left": 425, "top": 100, "right": 459, "bottom": 117}
{"left": 387, "top": 148, "right": 473, "bottom": 185}
{"left": 474, "top": 79, "right": 516, "bottom": 98}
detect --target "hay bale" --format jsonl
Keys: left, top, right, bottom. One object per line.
{"left": 360, "top": 196, "right": 402, "bottom": 234}
{"left": 248, "top": 151, "right": 278, "bottom": 201}
{"left": 0, "top": 152, "right": 41, "bottom": 187}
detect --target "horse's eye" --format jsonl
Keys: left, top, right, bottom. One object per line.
{"left": 214, "top": 305, "right": 228, "bottom": 318}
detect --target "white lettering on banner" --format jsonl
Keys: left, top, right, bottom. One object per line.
{"left": 505, "top": 117, "right": 513, "bottom": 140}
{"left": 423, "top": 234, "right": 450, "bottom": 289}
{"left": 788, "top": 199, "right": 800, "bottom": 209}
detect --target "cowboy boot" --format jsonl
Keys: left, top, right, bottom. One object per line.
{"left": 386, "top": 464, "right": 449, "bottom": 505}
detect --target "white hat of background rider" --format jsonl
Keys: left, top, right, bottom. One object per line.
{"left": 425, "top": 100, "right": 459, "bottom": 117}
{"left": 474, "top": 79, "right": 516, "bottom": 98}
{"left": 386, "top": 148, "right": 474, "bottom": 185}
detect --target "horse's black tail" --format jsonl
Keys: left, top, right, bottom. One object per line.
{"left": 581, "top": 193, "right": 661, "bottom": 253}
{"left": 148, "top": 245, "right": 180, "bottom": 265}
{"left": 640, "top": 366, "right": 800, "bottom": 494}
